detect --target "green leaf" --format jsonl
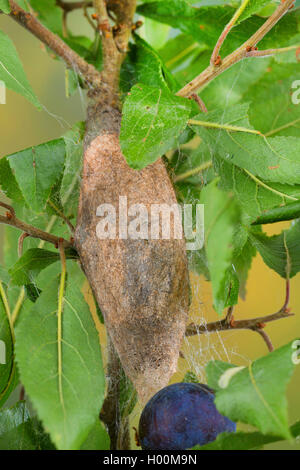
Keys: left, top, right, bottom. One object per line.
{"left": 159, "top": 33, "right": 204, "bottom": 72}
{"left": 206, "top": 341, "right": 297, "bottom": 439}
{"left": 0, "top": 292, "right": 15, "bottom": 406}
{"left": 9, "top": 247, "right": 78, "bottom": 287}
{"left": 248, "top": 61, "right": 300, "bottom": 138}
{"left": 80, "top": 421, "right": 110, "bottom": 450}
{"left": 200, "top": 179, "right": 239, "bottom": 314}
{"left": 190, "top": 104, "right": 300, "bottom": 185}
{"left": 5, "top": 139, "right": 66, "bottom": 213}
{"left": 232, "top": 225, "right": 256, "bottom": 298}
{"left": 0, "top": 266, "right": 10, "bottom": 286}
{"left": 252, "top": 200, "right": 300, "bottom": 225}
{"left": 0, "top": 0, "right": 10, "bottom": 14}
{"left": 183, "top": 371, "right": 199, "bottom": 384}
{"left": 15, "top": 270, "right": 105, "bottom": 450}
{"left": 0, "top": 30, "right": 41, "bottom": 108}
{"left": 0, "top": 157, "right": 24, "bottom": 203}
{"left": 237, "top": 0, "right": 273, "bottom": 24}
{"left": 30, "top": 0, "right": 63, "bottom": 36}
{"left": 120, "top": 83, "right": 191, "bottom": 169}
{"left": 249, "top": 220, "right": 300, "bottom": 278}
{"left": 0, "top": 402, "right": 55, "bottom": 450}
{"left": 193, "top": 431, "right": 275, "bottom": 450}
{"left": 216, "top": 157, "right": 300, "bottom": 224}
{"left": 60, "top": 123, "right": 84, "bottom": 219}
{"left": 144, "top": 17, "right": 170, "bottom": 50}
{"left": 193, "top": 429, "right": 288, "bottom": 450}
{"left": 121, "top": 34, "right": 177, "bottom": 94}
{"left": 137, "top": 2, "right": 299, "bottom": 52}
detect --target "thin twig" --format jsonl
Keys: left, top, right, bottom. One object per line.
{"left": 0, "top": 201, "right": 72, "bottom": 249}
{"left": 185, "top": 310, "right": 294, "bottom": 336}
{"left": 8, "top": 0, "right": 101, "bottom": 88}
{"left": 210, "top": 0, "right": 251, "bottom": 66}
{"left": 189, "top": 93, "right": 208, "bottom": 113}
{"left": 246, "top": 44, "right": 300, "bottom": 58}
{"left": 177, "top": 0, "right": 295, "bottom": 97}
{"left": 252, "top": 327, "right": 274, "bottom": 352}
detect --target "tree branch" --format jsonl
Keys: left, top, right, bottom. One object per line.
{"left": 185, "top": 310, "right": 293, "bottom": 337}
{"left": 0, "top": 201, "right": 73, "bottom": 249}
{"left": 210, "top": 0, "right": 251, "bottom": 66}
{"left": 7, "top": 0, "right": 101, "bottom": 88}
{"left": 177, "top": 0, "right": 295, "bottom": 97}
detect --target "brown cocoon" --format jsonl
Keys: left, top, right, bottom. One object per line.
{"left": 75, "top": 127, "right": 189, "bottom": 402}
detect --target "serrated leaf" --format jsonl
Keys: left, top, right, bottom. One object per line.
{"left": 0, "top": 157, "right": 24, "bottom": 203}
{"left": 0, "top": 402, "right": 55, "bottom": 450}
{"left": 120, "top": 83, "right": 191, "bottom": 169}
{"left": 5, "top": 139, "right": 66, "bottom": 213}
{"left": 216, "top": 157, "right": 300, "bottom": 224}
{"left": 15, "top": 270, "right": 105, "bottom": 450}
{"left": 9, "top": 247, "right": 78, "bottom": 286}
{"left": 249, "top": 220, "right": 300, "bottom": 278}
{"left": 137, "top": 2, "right": 299, "bottom": 52}
{"left": 190, "top": 104, "right": 300, "bottom": 185}
{"left": 121, "top": 34, "right": 177, "bottom": 94}
{"left": 200, "top": 179, "right": 239, "bottom": 314}
{"left": 0, "top": 30, "right": 41, "bottom": 108}
{"left": 206, "top": 341, "right": 297, "bottom": 439}
{"left": 248, "top": 61, "right": 300, "bottom": 137}
{"left": 0, "top": 0, "right": 10, "bottom": 13}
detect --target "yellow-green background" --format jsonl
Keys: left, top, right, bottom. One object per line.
{"left": 0, "top": 12, "right": 299, "bottom": 450}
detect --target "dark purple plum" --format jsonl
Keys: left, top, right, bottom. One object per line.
{"left": 138, "top": 382, "right": 236, "bottom": 450}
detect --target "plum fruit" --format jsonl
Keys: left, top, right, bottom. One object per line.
{"left": 138, "top": 382, "right": 236, "bottom": 450}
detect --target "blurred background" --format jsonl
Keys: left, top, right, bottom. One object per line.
{"left": 0, "top": 7, "right": 299, "bottom": 450}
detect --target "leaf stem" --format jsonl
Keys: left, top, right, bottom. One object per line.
{"left": 265, "top": 117, "right": 300, "bottom": 137}
{"left": 57, "top": 240, "right": 67, "bottom": 411}
{"left": 245, "top": 44, "right": 300, "bottom": 58}
{"left": 0, "top": 281, "right": 12, "bottom": 326}
{"left": 174, "top": 160, "right": 213, "bottom": 182}
{"left": 188, "top": 119, "right": 262, "bottom": 135}
{"left": 243, "top": 169, "right": 299, "bottom": 201}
